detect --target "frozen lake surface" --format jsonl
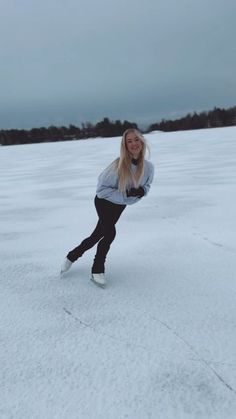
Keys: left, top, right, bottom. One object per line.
{"left": 0, "top": 126, "right": 236, "bottom": 418}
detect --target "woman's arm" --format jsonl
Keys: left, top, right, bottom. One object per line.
{"left": 142, "top": 162, "right": 155, "bottom": 196}
{"left": 96, "top": 166, "right": 125, "bottom": 201}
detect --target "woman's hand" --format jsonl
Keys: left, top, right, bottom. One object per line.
{"left": 126, "top": 187, "right": 145, "bottom": 198}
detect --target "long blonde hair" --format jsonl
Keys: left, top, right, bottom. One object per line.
{"left": 110, "top": 128, "right": 149, "bottom": 193}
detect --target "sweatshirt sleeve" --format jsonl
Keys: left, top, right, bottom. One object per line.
{"left": 142, "top": 162, "right": 155, "bottom": 196}
{"left": 96, "top": 166, "right": 125, "bottom": 202}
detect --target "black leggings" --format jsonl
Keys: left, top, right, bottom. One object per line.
{"left": 67, "top": 196, "right": 126, "bottom": 273}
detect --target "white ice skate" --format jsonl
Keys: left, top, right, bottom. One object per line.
{"left": 60, "top": 257, "right": 73, "bottom": 275}
{"left": 90, "top": 273, "right": 106, "bottom": 288}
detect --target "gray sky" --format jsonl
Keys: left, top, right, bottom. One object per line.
{"left": 0, "top": 0, "right": 236, "bottom": 129}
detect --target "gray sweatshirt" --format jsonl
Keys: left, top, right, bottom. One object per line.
{"left": 96, "top": 159, "right": 154, "bottom": 205}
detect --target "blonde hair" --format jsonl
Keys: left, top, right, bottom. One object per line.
{"left": 110, "top": 128, "right": 149, "bottom": 193}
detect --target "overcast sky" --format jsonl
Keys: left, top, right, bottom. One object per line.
{"left": 0, "top": 0, "right": 236, "bottom": 129}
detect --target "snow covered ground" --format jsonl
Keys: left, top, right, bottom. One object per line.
{"left": 0, "top": 126, "right": 236, "bottom": 419}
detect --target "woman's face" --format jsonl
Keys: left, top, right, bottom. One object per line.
{"left": 125, "top": 132, "right": 143, "bottom": 159}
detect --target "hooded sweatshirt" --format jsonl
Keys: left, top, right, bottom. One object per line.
{"left": 96, "top": 159, "right": 154, "bottom": 205}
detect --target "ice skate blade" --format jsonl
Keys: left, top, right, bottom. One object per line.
{"left": 60, "top": 269, "right": 69, "bottom": 277}
{"left": 90, "top": 276, "right": 106, "bottom": 288}
{"left": 60, "top": 258, "right": 72, "bottom": 276}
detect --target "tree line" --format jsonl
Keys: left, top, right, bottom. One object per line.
{"left": 149, "top": 106, "right": 236, "bottom": 132}
{"left": 0, "top": 106, "right": 235, "bottom": 146}
{"left": 0, "top": 118, "right": 138, "bottom": 146}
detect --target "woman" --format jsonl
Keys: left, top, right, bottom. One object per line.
{"left": 61, "top": 128, "right": 154, "bottom": 287}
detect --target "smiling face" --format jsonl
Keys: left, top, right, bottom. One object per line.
{"left": 125, "top": 131, "right": 143, "bottom": 159}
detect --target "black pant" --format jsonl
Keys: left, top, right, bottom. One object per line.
{"left": 67, "top": 196, "right": 126, "bottom": 273}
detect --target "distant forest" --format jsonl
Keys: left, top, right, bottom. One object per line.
{"left": 1, "top": 105, "right": 236, "bottom": 146}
